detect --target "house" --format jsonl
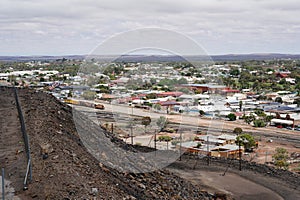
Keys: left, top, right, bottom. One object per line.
{"left": 271, "top": 118, "right": 294, "bottom": 128}
{"left": 180, "top": 84, "right": 228, "bottom": 94}
{"left": 276, "top": 72, "right": 290, "bottom": 78}
{"left": 156, "top": 92, "right": 183, "bottom": 98}
{"left": 180, "top": 135, "right": 242, "bottom": 159}
{"left": 210, "top": 144, "right": 242, "bottom": 158}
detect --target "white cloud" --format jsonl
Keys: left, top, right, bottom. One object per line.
{"left": 0, "top": 0, "right": 299, "bottom": 55}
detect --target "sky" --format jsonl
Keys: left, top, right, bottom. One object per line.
{"left": 0, "top": 0, "right": 300, "bottom": 56}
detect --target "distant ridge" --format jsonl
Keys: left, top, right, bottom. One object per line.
{"left": 1, "top": 53, "right": 300, "bottom": 62}
{"left": 0, "top": 55, "right": 85, "bottom": 62}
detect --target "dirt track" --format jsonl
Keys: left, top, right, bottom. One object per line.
{"left": 168, "top": 154, "right": 300, "bottom": 200}
{"left": 169, "top": 169, "right": 283, "bottom": 200}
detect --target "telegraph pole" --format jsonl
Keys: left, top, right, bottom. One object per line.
{"left": 238, "top": 137, "right": 242, "bottom": 171}
{"left": 130, "top": 125, "right": 133, "bottom": 145}
{"left": 129, "top": 103, "right": 134, "bottom": 145}
{"left": 179, "top": 131, "right": 182, "bottom": 161}
{"left": 154, "top": 130, "right": 157, "bottom": 156}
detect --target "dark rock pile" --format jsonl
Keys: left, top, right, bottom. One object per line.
{"left": 15, "top": 88, "right": 217, "bottom": 200}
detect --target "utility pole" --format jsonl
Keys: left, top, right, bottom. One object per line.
{"left": 154, "top": 132, "right": 156, "bottom": 150}
{"left": 238, "top": 137, "right": 242, "bottom": 171}
{"left": 130, "top": 125, "right": 133, "bottom": 145}
{"left": 130, "top": 103, "right": 134, "bottom": 145}
{"left": 154, "top": 131, "right": 157, "bottom": 157}
{"left": 179, "top": 131, "right": 182, "bottom": 161}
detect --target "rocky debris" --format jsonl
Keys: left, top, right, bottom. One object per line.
{"left": 290, "top": 152, "right": 300, "bottom": 160}
{"left": 11, "top": 88, "right": 215, "bottom": 200}
{"left": 0, "top": 177, "right": 21, "bottom": 200}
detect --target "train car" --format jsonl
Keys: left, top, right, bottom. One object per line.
{"left": 64, "top": 99, "right": 80, "bottom": 105}
{"left": 79, "top": 101, "right": 94, "bottom": 108}
{"left": 94, "top": 103, "right": 105, "bottom": 110}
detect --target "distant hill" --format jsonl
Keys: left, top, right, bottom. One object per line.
{"left": 211, "top": 53, "right": 300, "bottom": 61}
{"left": 0, "top": 55, "right": 85, "bottom": 62}
{"left": 1, "top": 53, "right": 300, "bottom": 62}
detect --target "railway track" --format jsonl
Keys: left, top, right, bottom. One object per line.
{"left": 0, "top": 87, "right": 28, "bottom": 193}
{"left": 82, "top": 108, "right": 300, "bottom": 147}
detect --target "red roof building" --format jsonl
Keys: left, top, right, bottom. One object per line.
{"left": 156, "top": 92, "right": 183, "bottom": 98}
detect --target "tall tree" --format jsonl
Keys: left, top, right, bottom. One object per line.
{"left": 141, "top": 116, "right": 151, "bottom": 133}
{"left": 156, "top": 116, "right": 168, "bottom": 132}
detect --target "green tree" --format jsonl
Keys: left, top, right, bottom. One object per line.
{"left": 178, "top": 77, "right": 188, "bottom": 84}
{"left": 178, "top": 87, "right": 191, "bottom": 94}
{"left": 227, "top": 113, "right": 236, "bottom": 121}
{"left": 253, "top": 119, "right": 266, "bottom": 127}
{"left": 233, "top": 127, "right": 243, "bottom": 134}
{"left": 257, "top": 95, "right": 267, "bottom": 101}
{"left": 158, "top": 135, "right": 172, "bottom": 150}
{"left": 196, "top": 143, "right": 202, "bottom": 148}
{"left": 156, "top": 116, "right": 168, "bottom": 132}
{"left": 272, "top": 148, "right": 289, "bottom": 170}
{"left": 293, "top": 98, "right": 300, "bottom": 107}
{"left": 236, "top": 133, "right": 256, "bottom": 151}
{"left": 199, "top": 110, "right": 205, "bottom": 116}
{"left": 146, "top": 93, "right": 157, "bottom": 99}
{"left": 82, "top": 91, "right": 96, "bottom": 100}
{"left": 153, "top": 104, "right": 161, "bottom": 111}
{"left": 275, "top": 97, "right": 283, "bottom": 104}
{"left": 254, "top": 109, "right": 266, "bottom": 117}
{"left": 229, "top": 68, "right": 240, "bottom": 77}
{"left": 265, "top": 115, "right": 274, "bottom": 123}
{"left": 141, "top": 116, "right": 151, "bottom": 133}
{"left": 244, "top": 114, "right": 256, "bottom": 125}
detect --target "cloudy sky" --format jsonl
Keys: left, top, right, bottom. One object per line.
{"left": 1, "top": 0, "right": 300, "bottom": 56}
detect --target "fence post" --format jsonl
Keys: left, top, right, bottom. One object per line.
{"left": 2, "top": 168, "right": 4, "bottom": 200}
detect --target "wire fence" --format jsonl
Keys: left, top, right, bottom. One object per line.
{"left": 13, "top": 87, "right": 32, "bottom": 190}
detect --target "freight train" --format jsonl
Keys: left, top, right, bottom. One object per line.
{"left": 64, "top": 99, "right": 105, "bottom": 110}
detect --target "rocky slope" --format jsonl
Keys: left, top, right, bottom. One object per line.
{"left": 12, "top": 88, "right": 215, "bottom": 200}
